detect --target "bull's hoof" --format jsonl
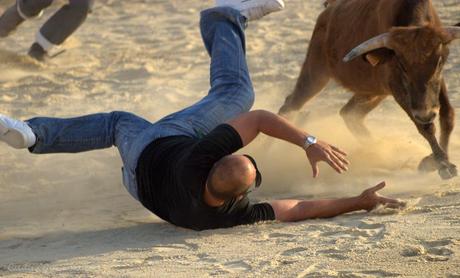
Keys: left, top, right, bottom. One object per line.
{"left": 418, "top": 155, "right": 438, "bottom": 172}
{"left": 438, "top": 162, "right": 458, "bottom": 180}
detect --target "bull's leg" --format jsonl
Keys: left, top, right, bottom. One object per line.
{"left": 278, "top": 28, "right": 330, "bottom": 116}
{"left": 339, "top": 95, "right": 386, "bottom": 138}
{"left": 418, "top": 81, "right": 455, "bottom": 173}
{"left": 414, "top": 122, "right": 456, "bottom": 179}
{"left": 393, "top": 93, "right": 457, "bottom": 179}
{"left": 439, "top": 81, "right": 454, "bottom": 153}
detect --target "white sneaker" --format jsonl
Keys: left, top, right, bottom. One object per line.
{"left": 216, "top": 0, "right": 285, "bottom": 21}
{"left": 0, "top": 114, "right": 36, "bottom": 149}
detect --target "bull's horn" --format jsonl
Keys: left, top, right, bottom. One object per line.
{"left": 444, "top": 26, "right": 460, "bottom": 40}
{"left": 343, "top": 33, "right": 391, "bottom": 62}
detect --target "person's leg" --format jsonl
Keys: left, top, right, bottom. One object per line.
{"left": 155, "top": 7, "right": 253, "bottom": 138}
{"left": 0, "top": 111, "right": 150, "bottom": 199}
{"left": 156, "top": 2, "right": 284, "bottom": 137}
{"left": 29, "top": 0, "right": 94, "bottom": 60}
{"left": 26, "top": 111, "right": 150, "bottom": 160}
{"left": 0, "top": 0, "right": 53, "bottom": 38}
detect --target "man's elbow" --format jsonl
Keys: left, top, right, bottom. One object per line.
{"left": 251, "top": 109, "right": 274, "bottom": 118}
{"left": 251, "top": 109, "right": 277, "bottom": 128}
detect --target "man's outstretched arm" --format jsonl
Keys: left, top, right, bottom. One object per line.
{"left": 269, "top": 182, "right": 405, "bottom": 222}
{"left": 227, "top": 109, "right": 349, "bottom": 177}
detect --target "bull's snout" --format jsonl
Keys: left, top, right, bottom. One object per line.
{"left": 412, "top": 109, "right": 437, "bottom": 124}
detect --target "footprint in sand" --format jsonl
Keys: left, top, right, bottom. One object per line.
{"left": 321, "top": 221, "right": 386, "bottom": 242}
{"left": 220, "top": 260, "right": 252, "bottom": 273}
{"left": 111, "top": 258, "right": 145, "bottom": 270}
{"left": 152, "top": 242, "right": 198, "bottom": 253}
{"left": 346, "top": 270, "right": 401, "bottom": 277}
{"left": 423, "top": 239, "right": 455, "bottom": 261}
{"left": 196, "top": 253, "right": 218, "bottom": 264}
{"left": 317, "top": 248, "right": 348, "bottom": 260}
{"left": 268, "top": 232, "right": 294, "bottom": 239}
{"left": 402, "top": 238, "right": 455, "bottom": 261}
{"left": 280, "top": 247, "right": 309, "bottom": 256}
{"left": 144, "top": 255, "right": 164, "bottom": 262}
{"left": 306, "top": 269, "right": 400, "bottom": 277}
{"left": 401, "top": 245, "right": 427, "bottom": 257}
{"left": 1, "top": 261, "right": 52, "bottom": 274}
{"left": 267, "top": 232, "right": 299, "bottom": 243}
{"left": 315, "top": 221, "right": 386, "bottom": 260}
{"left": 263, "top": 247, "right": 310, "bottom": 267}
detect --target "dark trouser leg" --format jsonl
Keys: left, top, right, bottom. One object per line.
{"left": 30, "top": 0, "right": 94, "bottom": 60}
{"left": 0, "top": 0, "right": 53, "bottom": 38}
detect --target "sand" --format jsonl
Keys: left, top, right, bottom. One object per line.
{"left": 0, "top": 0, "right": 459, "bottom": 277}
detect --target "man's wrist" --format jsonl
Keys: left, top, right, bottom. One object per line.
{"left": 353, "top": 195, "right": 371, "bottom": 211}
{"left": 303, "top": 135, "right": 317, "bottom": 151}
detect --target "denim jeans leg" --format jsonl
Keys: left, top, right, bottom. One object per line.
{"left": 154, "top": 7, "right": 254, "bottom": 137}
{"left": 26, "top": 111, "right": 152, "bottom": 199}
{"left": 27, "top": 111, "right": 150, "bottom": 154}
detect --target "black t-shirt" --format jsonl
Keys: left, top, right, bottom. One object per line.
{"left": 136, "top": 124, "right": 275, "bottom": 231}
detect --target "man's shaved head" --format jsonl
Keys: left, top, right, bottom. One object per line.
{"left": 207, "top": 155, "right": 256, "bottom": 201}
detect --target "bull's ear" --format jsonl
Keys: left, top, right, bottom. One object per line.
{"left": 363, "top": 48, "right": 394, "bottom": 67}
{"left": 455, "top": 22, "right": 460, "bottom": 27}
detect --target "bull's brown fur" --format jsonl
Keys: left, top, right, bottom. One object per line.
{"left": 279, "top": 0, "right": 458, "bottom": 179}
{"left": 389, "top": 25, "right": 453, "bottom": 64}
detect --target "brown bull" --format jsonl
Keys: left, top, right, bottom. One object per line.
{"left": 279, "top": 0, "right": 460, "bottom": 179}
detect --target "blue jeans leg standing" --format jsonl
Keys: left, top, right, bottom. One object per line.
{"left": 26, "top": 7, "right": 255, "bottom": 200}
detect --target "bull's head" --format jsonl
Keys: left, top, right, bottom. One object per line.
{"left": 343, "top": 25, "right": 460, "bottom": 124}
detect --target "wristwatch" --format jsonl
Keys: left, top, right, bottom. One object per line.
{"left": 303, "top": 135, "right": 317, "bottom": 150}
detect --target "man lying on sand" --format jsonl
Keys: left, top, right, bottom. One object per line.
{"left": 0, "top": 0, "right": 94, "bottom": 60}
{"left": 0, "top": 0, "right": 404, "bottom": 231}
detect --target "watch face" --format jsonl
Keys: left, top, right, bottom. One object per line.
{"left": 307, "top": 136, "right": 317, "bottom": 144}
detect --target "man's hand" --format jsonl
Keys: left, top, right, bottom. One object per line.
{"left": 227, "top": 110, "right": 350, "bottom": 178}
{"left": 270, "top": 181, "right": 405, "bottom": 222}
{"left": 306, "top": 140, "right": 349, "bottom": 178}
{"left": 358, "top": 182, "right": 406, "bottom": 211}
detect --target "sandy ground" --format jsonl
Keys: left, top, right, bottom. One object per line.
{"left": 0, "top": 0, "right": 460, "bottom": 277}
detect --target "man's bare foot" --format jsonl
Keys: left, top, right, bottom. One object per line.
{"left": 358, "top": 182, "right": 406, "bottom": 211}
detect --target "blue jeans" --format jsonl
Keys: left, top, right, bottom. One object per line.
{"left": 27, "top": 7, "right": 254, "bottom": 200}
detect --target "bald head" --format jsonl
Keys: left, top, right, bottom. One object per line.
{"left": 207, "top": 155, "right": 257, "bottom": 201}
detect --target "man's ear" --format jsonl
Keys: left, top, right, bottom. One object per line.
{"left": 362, "top": 48, "right": 394, "bottom": 67}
